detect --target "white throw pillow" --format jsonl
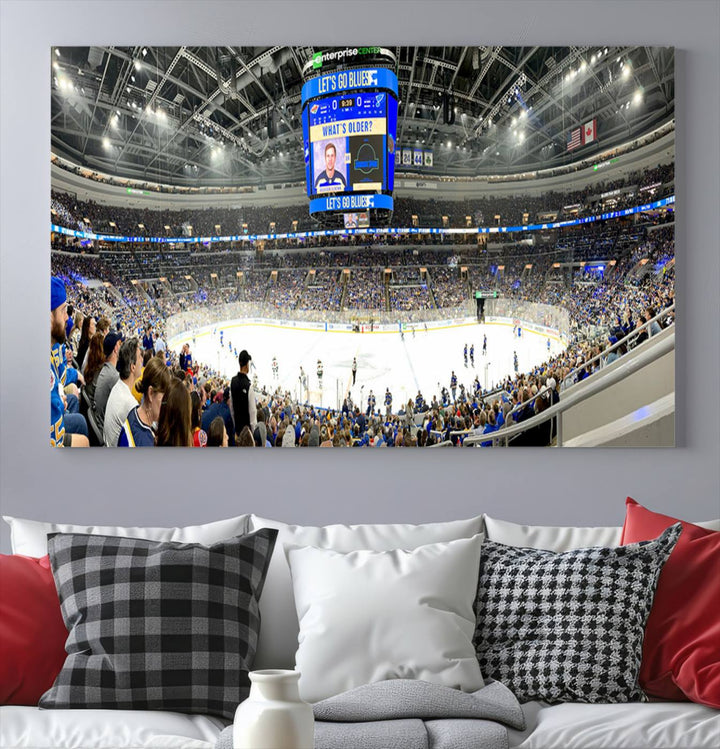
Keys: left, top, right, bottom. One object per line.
{"left": 2, "top": 514, "right": 250, "bottom": 557}
{"left": 482, "top": 514, "right": 720, "bottom": 552}
{"left": 286, "top": 535, "right": 485, "bottom": 703}
{"left": 249, "top": 514, "right": 484, "bottom": 670}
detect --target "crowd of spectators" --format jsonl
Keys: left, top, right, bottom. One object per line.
{"left": 344, "top": 268, "right": 385, "bottom": 310}
{"left": 50, "top": 160, "right": 673, "bottom": 239}
{"left": 389, "top": 286, "right": 434, "bottom": 312}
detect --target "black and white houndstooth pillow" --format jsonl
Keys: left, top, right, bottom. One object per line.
{"left": 40, "top": 528, "right": 277, "bottom": 719}
{"left": 474, "top": 523, "right": 681, "bottom": 704}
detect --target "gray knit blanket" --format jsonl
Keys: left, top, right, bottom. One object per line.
{"left": 216, "top": 679, "right": 525, "bottom": 749}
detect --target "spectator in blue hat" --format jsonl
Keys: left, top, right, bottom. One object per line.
{"left": 50, "top": 277, "right": 89, "bottom": 448}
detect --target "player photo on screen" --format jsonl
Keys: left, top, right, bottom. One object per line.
{"left": 313, "top": 140, "right": 348, "bottom": 193}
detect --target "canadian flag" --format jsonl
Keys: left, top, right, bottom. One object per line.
{"left": 583, "top": 118, "right": 597, "bottom": 144}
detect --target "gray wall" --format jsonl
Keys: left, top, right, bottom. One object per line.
{"left": 1, "top": 1, "right": 718, "bottom": 553}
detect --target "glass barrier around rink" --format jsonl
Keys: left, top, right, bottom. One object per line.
{"left": 166, "top": 298, "right": 569, "bottom": 342}
{"left": 484, "top": 298, "right": 571, "bottom": 341}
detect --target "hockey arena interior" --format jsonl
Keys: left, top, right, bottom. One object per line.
{"left": 49, "top": 45, "right": 676, "bottom": 448}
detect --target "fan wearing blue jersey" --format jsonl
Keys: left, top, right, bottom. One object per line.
{"left": 314, "top": 142, "right": 347, "bottom": 191}
{"left": 50, "top": 277, "right": 88, "bottom": 448}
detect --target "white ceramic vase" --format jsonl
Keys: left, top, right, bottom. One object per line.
{"left": 233, "top": 670, "right": 314, "bottom": 749}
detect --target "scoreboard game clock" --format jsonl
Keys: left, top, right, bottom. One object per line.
{"left": 301, "top": 56, "right": 399, "bottom": 225}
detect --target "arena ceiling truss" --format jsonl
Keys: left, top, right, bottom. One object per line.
{"left": 51, "top": 45, "right": 674, "bottom": 187}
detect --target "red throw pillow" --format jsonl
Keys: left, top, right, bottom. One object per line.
{"left": 0, "top": 554, "right": 68, "bottom": 704}
{"left": 621, "top": 497, "right": 720, "bottom": 707}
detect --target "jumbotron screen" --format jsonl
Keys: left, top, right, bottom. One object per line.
{"left": 301, "top": 67, "right": 398, "bottom": 218}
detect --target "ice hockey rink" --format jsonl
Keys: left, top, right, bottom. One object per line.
{"left": 170, "top": 318, "right": 565, "bottom": 411}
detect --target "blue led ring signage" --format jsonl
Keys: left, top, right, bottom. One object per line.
{"left": 301, "top": 68, "right": 399, "bottom": 103}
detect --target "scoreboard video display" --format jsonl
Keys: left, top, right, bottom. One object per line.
{"left": 301, "top": 67, "right": 398, "bottom": 219}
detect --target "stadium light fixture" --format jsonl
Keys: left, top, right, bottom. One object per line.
{"left": 142, "top": 47, "right": 147, "bottom": 56}
{"left": 622, "top": 65, "right": 631, "bottom": 79}
{"left": 54, "top": 48, "right": 60, "bottom": 56}
{"left": 633, "top": 90, "right": 642, "bottom": 105}
{"left": 102, "top": 137, "right": 110, "bottom": 149}
{"left": 134, "top": 60, "right": 142, "bottom": 71}
{"left": 53, "top": 61, "right": 59, "bottom": 70}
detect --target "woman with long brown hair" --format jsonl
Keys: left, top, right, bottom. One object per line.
{"left": 118, "top": 358, "right": 171, "bottom": 447}
{"left": 156, "top": 378, "right": 193, "bottom": 447}
{"left": 190, "top": 390, "right": 207, "bottom": 447}
{"left": 76, "top": 315, "right": 96, "bottom": 373}
{"left": 82, "top": 332, "right": 106, "bottom": 401}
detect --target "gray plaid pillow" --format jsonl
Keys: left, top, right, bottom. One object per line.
{"left": 474, "top": 523, "right": 681, "bottom": 704}
{"left": 40, "top": 528, "right": 277, "bottom": 719}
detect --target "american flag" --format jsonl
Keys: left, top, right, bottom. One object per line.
{"left": 567, "top": 126, "right": 582, "bottom": 151}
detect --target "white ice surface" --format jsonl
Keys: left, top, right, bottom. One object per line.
{"left": 171, "top": 319, "right": 564, "bottom": 411}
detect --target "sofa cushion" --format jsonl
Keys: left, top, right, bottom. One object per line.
{"left": 474, "top": 524, "right": 681, "bottom": 704}
{"left": 286, "top": 535, "right": 485, "bottom": 703}
{"left": 0, "top": 705, "right": 227, "bottom": 749}
{"left": 621, "top": 498, "right": 720, "bottom": 707}
{"left": 249, "top": 514, "right": 484, "bottom": 670}
{"left": 2, "top": 700, "right": 718, "bottom": 749}
{"left": 39, "top": 529, "right": 277, "bottom": 720}
{"left": 482, "top": 515, "right": 622, "bottom": 551}
{"left": 0, "top": 555, "right": 67, "bottom": 705}
{"left": 508, "top": 700, "right": 720, "bottom": 749}
{"left": 2, "top": 514, "right": 251, "bottom": 557}
{"left": 482, "top": 513, "right": 720, "bottom": 552}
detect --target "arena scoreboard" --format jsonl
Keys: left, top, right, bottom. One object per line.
{"left": 301, "top": 66, "right": 398, "bottom": 223}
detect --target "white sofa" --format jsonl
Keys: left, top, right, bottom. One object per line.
{"left": 1, "top": 512, "right": 718, "bottom": 749}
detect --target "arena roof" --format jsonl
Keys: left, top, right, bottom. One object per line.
{"left": 51, "top": 46, "right": 674, "bottom": 187}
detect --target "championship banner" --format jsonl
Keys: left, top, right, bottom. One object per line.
{"left": 424, "top": 149, "right": 433, "bottom": 167}
{"left": 395, "top": 149, "right": 401, "bottom": 166}
{"left": 402, "top": 148, "right": 412, "bottom": 165}
{"left": 413, "top": 149, "right": 423, "bottom": 166}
